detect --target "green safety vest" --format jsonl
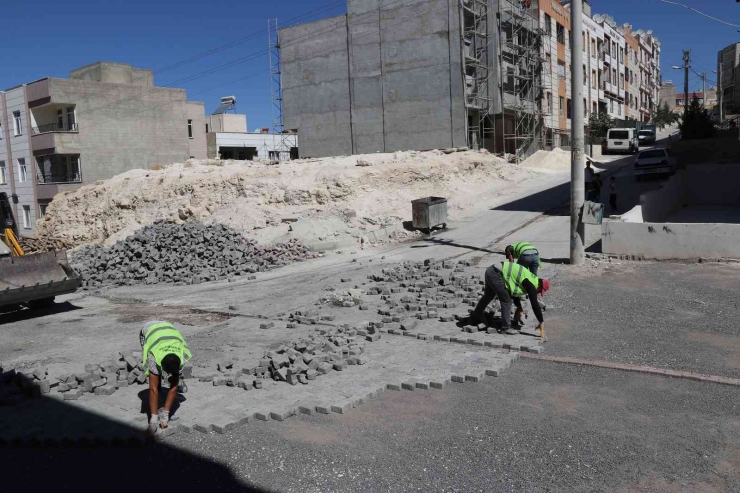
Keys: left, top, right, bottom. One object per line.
{"left": 501, "top": 261, "right": 539, "bottom": 297}
{"left": 511, "top": 241, "right": 541, "bottom": 266}
{"left": 141, "top": 322, "right": 192, "bottom": 376}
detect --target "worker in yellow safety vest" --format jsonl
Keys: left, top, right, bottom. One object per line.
{"left": 140, "top": 321, "right": 192, "bottom": 435}
{"left": 469, "top": 262, "right": 549, "bottom": 340}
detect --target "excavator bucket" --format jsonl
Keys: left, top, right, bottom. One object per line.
{"left": 0, "top": 249, "right": 81, "bottom": 309}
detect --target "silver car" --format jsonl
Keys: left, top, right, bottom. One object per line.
{"left": 633, "top": 148, "right": 678, "bottom": 180}
{"left": 637, "top": 130, "right": 656, "bottom": 146}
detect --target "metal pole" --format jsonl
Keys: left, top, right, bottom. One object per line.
{"left": 683, "top": 49, "right": 690, "bottom": 119}
{"left": 701, "top": 72, "right": 706, "bottom": 109}
{"left": 719, "top": 61, "right": 723, "bottom": 121}
{"left": 570, "top": 0, "right": 585, "bottom": 265}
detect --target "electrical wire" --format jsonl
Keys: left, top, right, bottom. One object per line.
{"left": 658, "top": 0, "right": 740, "bottom": 30}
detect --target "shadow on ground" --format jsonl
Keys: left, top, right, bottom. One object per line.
{"left": 0, "top": 373, "right": 270, "bottom": 492}
{"left": 0, "top": 301, "right": 82, "bottom": 326}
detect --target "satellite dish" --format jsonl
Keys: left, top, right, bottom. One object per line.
{"left": 647, "top": 30, "right": 653, "bottom": 35}
{"left": 593, "top": 14, "right": 604, "bottom": 23}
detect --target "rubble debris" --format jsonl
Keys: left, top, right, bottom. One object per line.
{"left": 70, "top": 221, "right": 319, "bottom": 288}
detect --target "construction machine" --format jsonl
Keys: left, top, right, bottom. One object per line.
{"left": 0, "top": 192, "right": 81, "bottom": 312}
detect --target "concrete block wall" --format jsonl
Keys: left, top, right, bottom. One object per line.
{"left": 281, "top": 0, "right": 466, "bottom": 158}
{"left": 187, "top": 102, "right": 207, "bottom": 159}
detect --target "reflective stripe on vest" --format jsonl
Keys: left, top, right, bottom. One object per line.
{"left": 501, "top": 262, "right": 538, "bottom": 297}
{"left": 141, "top": 322, "right": 192, "bottom": 374}
{"left": 512, "top": 242, "right": 537, "bottom": 258}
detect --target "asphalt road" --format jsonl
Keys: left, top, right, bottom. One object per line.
{"left": 6, "top": 358, "right": 736, "bottom": 493}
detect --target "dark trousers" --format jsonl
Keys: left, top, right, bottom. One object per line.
{"left": 610, "top": 194, "right": 617, "bottom": 211}
{"left": 517, "top": 253, "right": 539, "bottom": 277}
{"left": 472, "top": 266, "right": 523, "bottom": 330}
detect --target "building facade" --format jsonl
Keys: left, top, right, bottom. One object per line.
{"left": 717, "top": 42, "right": 740, "bottom": 115}
{"left": 0, "top": 62, "right": 207, "bottom": 235}
{"left": 281, "top": 0, "right": 660, "bottom": 158}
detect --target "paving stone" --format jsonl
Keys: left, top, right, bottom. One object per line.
{"left": 386, "top": 383, "right": 402, "bottom": 391}
{"left": 316, "top": 403, "right": 332, "bottom": 414}
{"left": 331, "top": 401, "right": 352, "bottom": 414}
{"left": 254, "top": 411, "right": 271, "bottom": 421}
{"left": 430, "top": 377, "right": 451, "bottom": 389}
{"left": 415, "top": 381, "right": 430, "bottom": 390}
{"left": 194, "top": 423, "right": 212, "bottom": 433}
{"left": 401, "top": 381, "right": 416, "bottom": 391}
{"left": 298, "top": 403, "right": 317, "bottom": 415}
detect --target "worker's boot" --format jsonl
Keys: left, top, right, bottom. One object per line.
{"left": 503, "top": 326, "right": 519, "bottom": 335}
{"left": 512, "top": 310, "right": 526, "bottom": 327}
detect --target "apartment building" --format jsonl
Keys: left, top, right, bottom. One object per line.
{"left": 622, "top": 24, "right": 642, "bottom": 121}
{"left": 717, "top": 42, "right": 740, "bottom": 115}
{"left": 0, "top": 62, "right": 207, "bottom": 235}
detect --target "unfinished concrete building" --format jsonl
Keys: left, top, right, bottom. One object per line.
{"left": 280, "top": 0, "right": 544, "bottom": 161}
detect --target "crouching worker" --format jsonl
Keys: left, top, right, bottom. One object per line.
{"left": 469, "top": 262, "right": 549, "bottom": 340}
{"left": 140, "top": 321, "right": 192, "bottom": 435}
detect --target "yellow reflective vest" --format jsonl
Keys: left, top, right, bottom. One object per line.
{"left": 140, "top": 322, "right": 192, "bottom": 376}
{"left": 501, "top": 261, "right": 539, "bottom": 297}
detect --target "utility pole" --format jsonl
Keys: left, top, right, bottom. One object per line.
{"left": 570, "top": 0, "right": 585, "bottom": 265}
{"left": 682, "top": 49, "right": 690, "bottom": 118}
{"left": 718, "top": 61, "right": 723, "bottom": 121}
{"left": 700, "top": 72, "right": 706, "bottom": 108}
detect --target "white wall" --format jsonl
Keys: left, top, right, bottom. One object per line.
{"left": 215, "top": 132, "right": 298, "bottom": 160}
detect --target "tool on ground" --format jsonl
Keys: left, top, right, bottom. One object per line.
{"left": 0, "top": 193, "right": 81, "bottom": 312}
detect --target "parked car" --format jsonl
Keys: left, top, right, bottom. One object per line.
{"left": 603, "top": 128, "right": 639, "bottom": 154}
{"left": 637, "top": 130, "right": 656, "bottom": 146}
{"left": 633, "top": 148, "right": 678, "bottom": 180}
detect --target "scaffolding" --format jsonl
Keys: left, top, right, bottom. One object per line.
{"left": 461, "top": 0, "right": 494, "bottom": 151}
{"left": 268, "top": 18, "right": 291, "bottom": 161}
{"left": 496, "top": 0, "right": 543, "bottom": 163}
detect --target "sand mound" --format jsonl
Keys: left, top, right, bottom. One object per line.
{"left": 522, "top": 148, "right": 571, "bottom": 171}
{"left": 37, "top": 149, "right": 542, "bottom": 246}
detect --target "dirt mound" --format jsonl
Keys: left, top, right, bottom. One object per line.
{"left": 521, "top": 148, "right": 571, "bottom": 171}
{"left": 38, "top": 149, "right": 540, "bottom": 246}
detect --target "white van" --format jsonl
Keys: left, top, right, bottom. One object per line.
{"left": 603, "top": 128, "right": 639, "bottom": 155}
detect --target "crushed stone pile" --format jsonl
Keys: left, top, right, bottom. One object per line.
{"left": 70, "top": 221, "right": 318, "bottom": 288}
{"left": 521, "top": 147, "right": 571, "bottom": 171}
{"left": 37, "top": 149, "right": 539, "bottom": 247}
{"left": 17, "top": 236, "right": 74, "bottom": 254}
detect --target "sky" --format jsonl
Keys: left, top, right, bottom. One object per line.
{"left": 0, "top": 0, "right": 736, "bottom": 129}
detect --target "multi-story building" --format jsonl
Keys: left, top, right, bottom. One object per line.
{"left": 621, "top": 24, "right": 642, "bottom": 121}
{"left": 717, "top": 42, "right": 740, "bottom": 115}
{"left": 632, "top": 28, "right": 661, "bottom": 122}
{"left": 0, "top": 62, "right": 207, "bottom": 235}
{"left": 660, "top": 80, "right": 678, "bottom": 112}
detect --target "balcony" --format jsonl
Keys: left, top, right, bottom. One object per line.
{"left": 35, "top": 154, "right": 82, "bottom": 185}
{"left": 32, "top": 122, "right": 79, "bottom": 135}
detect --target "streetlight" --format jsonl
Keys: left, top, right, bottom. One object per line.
{"left": 672, "top": 66, "right": 685, "bottom": 110}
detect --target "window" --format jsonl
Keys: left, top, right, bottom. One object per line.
{"left": 556, "top": 23, "right": 565, "bottom": 44}
{"left": 18, "top": 158, "right": 27, "bottom": 182}
{"left": 593, "top": 101, "right": 597, "bottom": 115}
{"left": 584, "top": 98, "right": 588, "bottom": 118}
{"left": 546, "top": 92, "right": 552, "bottom": 113}
{"left": 612, "top": 68, "right": 617, "bottom": 85}
{"left": 618, "top": 103, "right": 622, "bottom": 116}
{"left": 0, "top": 120, "right": 3, "bottom": 139}
{"left": 591, "top": 39, "right": 596, "bottom": 58}
{"left": 559, "top": 96, "right": 564, "bottom": 117}
{"left": 13, "top": 111, "right": 22, "bottom": 136}
{"left": 619, "top": 47, "right": 623, "bottom": 60}
{"left": 620, "top": 73, "right": 624, "bottom": 91}
{"left": 567, "top": 98, "right": 572, "bottom": 119}
{"left": 544, "top": 14, "right": 552, "bottom": 35}
{"left": 583, "top": 65, "right": 587, "bottom": 85}
{"left": 546, "top": 53, "right": 552, "bottom": 74}
{"left": 57, "top": 109, "right": 64, "bottom": 130}
{"left": 67, "top": 107, "right": 75, "bottom": 130}
{"left": 612, "top": 41, "right": 616, "bottom": 57}
{"left": 557, "top": 60, "right": 565, "bottom": 79}
{"left": 22, "top": 205, "right": 31, "bottom": 229}
{"left": 592, "top": 70, "right": 597, "bottom": 89}
{"left": 0, "top": 161, "right": 5, "bottom": 184}
{"left": 582, "top": 32, "right": 586, "bottom": 52}
{"left": 188, "top": 119, "right": 193, "bottom": 139}
{"left": 39, "top": 203, "right": 48, "bottom": 217}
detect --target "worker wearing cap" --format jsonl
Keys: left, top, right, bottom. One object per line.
{"left": 469, "top": 262, "right": 549, "bottom": 340}
{"left": 140, "top": 321, "right": 192, "bottom": 435}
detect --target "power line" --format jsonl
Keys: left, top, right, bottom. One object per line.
{"left": 658, "top": 0, "right": 740, "bottom": 30}
{"left": 72, "top": 0, "right": 428, "bottom": 120}
{"left": 76, "top": 0, "right": 454, "bottom": 134}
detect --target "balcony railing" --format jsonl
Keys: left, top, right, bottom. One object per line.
{"left": 37, "top": 170, "right": 82, "bottom": 184}
{"left": 32, "top": 122, "right": 79, "bottom": 135}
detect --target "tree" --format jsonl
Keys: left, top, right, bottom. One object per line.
{"left": 651, "top": 101, "right": 676, "bottom": 129}
{"left": 679, "top": 97, "right": 714, "bottom": 139}
{"left": 587, "top": 112, "right": 615, "bottom": 139}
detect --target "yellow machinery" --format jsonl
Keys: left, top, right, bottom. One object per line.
{"left": 0, "top": 192, "right": 81, "bottom": 311}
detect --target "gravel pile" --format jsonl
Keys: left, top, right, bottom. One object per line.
{"left": 70, "top": 221, "right": 319, "bottom": 288}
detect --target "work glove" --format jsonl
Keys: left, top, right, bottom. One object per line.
{"left": 158, "top": 408, "right": 169, "bottom": 429}
{"left": 536, "top": 323, "right": 547, "bottom": 342}
{"left": 147, "top": 416, "right": 159, "bottom": 435}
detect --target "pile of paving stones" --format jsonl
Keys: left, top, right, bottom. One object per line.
{"left": 360, "top": 259, "right": 503, "bottom": 328}
{"left": 202, "top": 326, "right": 374, "bottom": 389}
{"left": 70, "top": 220, "right": 319, "bottom": 287}
{"left": 0, "top": 352, "right": 190, "bottom": 405}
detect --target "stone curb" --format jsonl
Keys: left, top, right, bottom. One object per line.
{"left": 379, "top": 328, "right": 543, "bottom": 353}
{"left": 520, "top": 353, "right": 740, "bottom": 386}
